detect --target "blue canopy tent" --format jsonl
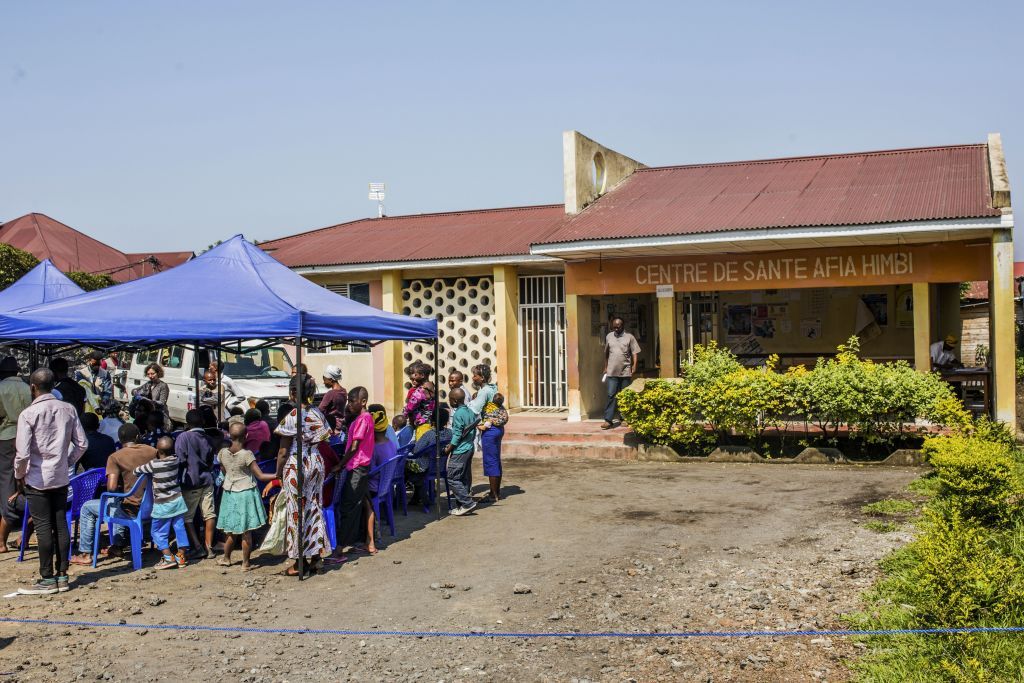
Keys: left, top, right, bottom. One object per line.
{"left": 0, "top": 236, "right": 441, "bottom": 574}
{"left": 0, "top": 259, "right": 85, "bottom": 312}
{"left": 0, "top": 236, "right": 435, "bottom": 345}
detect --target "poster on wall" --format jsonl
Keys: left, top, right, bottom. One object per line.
{"left": 724, "top": 305, "right": 752, "bottom": 337}
{"left": 860, "top": 293, "right": 889, "bottom": 326}
{"left": 753, "top": 317, "right": 776, "bottom": 338}
{"left": 895, "top": 287, "right": 914, "bottom": 328}
{"left": 800, "top": 319, "right": 822, "bottom": 340}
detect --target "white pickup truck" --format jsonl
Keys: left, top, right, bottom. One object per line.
{"left": 122, "top": 342, "right": 306, "bottom": 424}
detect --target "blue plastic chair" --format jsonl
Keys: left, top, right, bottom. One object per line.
{"left": 17, "top": 467, "right": 105, "bottom": 562}
{"left": 323, "top": 469, "right": 349, "bottom": 550}
{"left": 91, "top": 475, "right": 153, "bottom": 570}
{"left": 368, "top": 455, "right": 405, "bottom": 537}
{"left": 16, "top": 498, "right": 30, "bottom": 562}
{"left": 67, "top": 468, "right": 106, "bottom": 558}
{"left": 391, "top": 443, "right": 415, "bottom": 517}
{"left": 423, "top": 437, "right": 453, "bottom": 512}
{"left": 256, "top": 458, "right": 279, "bottom": 507}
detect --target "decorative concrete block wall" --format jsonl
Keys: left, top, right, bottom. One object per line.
{"left": 402, "top": 276, "right": 496, "bottom": 395}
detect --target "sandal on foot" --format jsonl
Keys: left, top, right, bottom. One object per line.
{"left": 216, "top": 559, "right": 233, "bottom": 567}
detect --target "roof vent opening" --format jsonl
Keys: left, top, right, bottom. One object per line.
{"left": 592, "top": 152, "right": 607, "bottom": 196}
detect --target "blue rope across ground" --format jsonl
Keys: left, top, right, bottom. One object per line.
{"left": 2, "top": 616, "right": 1024, "bottom": 638}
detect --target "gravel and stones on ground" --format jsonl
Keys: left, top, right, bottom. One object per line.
{"left": 0, "top": 458, "right": 919, "bottom": 682}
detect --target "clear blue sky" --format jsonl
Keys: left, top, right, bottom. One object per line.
{"left": 2, "top": 1, "right": 1022, "bottom": 255}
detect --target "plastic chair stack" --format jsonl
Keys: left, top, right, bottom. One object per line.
{"left": 91, "top": 474, "right": 154, "bottom": 570}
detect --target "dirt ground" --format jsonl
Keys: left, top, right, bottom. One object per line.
{"left": 0, "top": 459, "right": 919, "bottom": 682}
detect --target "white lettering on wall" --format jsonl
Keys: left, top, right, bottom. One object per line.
{"left": 632, "top": 252, "right": 916, "bottom": 286}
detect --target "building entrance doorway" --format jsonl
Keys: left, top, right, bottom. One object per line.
{"left": 518, "top": 275, "right": 567, "bottom": 409}
{"left": 677, "top": 292, "right": 720, "bottom": 363}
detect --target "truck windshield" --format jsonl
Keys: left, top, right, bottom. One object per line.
{"left": 220, "top": 347, "right": 294, "bottom": 379}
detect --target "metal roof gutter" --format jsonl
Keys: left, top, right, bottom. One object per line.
{"left": 291, "top": 253, "right": 560, "bottom": 275}
{"left": 529, "top": 216, "right": 1009, "bottom": 257}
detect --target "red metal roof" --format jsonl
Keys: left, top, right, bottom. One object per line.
{"left": 535, "top": 143, "right": 1002, "bottom": 246}
{"left": 260, "top": 205, "right": 566, "bottom": 268}
{"left": 126, "top": 251, "right": 195, "bottom": 278}
{"left": 0, "top": 213, "right": 137, "bottom": 282}
{"left": 0, "top": 214, "right": 192, "bottom": 282}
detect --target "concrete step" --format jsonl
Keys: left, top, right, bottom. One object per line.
{"left": 501, "top": 439, "right": 638, "bottom": 461}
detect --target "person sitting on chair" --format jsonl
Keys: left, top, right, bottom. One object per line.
{"left": 930, "top": 334, "right": 961, "bottom": 370}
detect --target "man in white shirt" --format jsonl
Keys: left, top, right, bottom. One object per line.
{"left": 929, "top": 334, "right": 960, "bottom": 370}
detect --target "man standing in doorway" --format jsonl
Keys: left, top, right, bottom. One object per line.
{"left": 602, "top": 316, "right": 640, "bottom": 430}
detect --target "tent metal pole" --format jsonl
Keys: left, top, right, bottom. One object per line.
{"left": 193, "top": 343, "right": 201, "bottom": 416}
{"left": 295, "top": 336, "right": 305, "bottom": 580}
{"left": 434, "top": 337, "right": 441, "bottom": 520}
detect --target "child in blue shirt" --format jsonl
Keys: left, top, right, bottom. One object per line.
{"left": 444, "top": 388, "right": 479, "bottom": 516}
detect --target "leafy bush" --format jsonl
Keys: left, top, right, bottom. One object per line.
{"left": 66, "top": 271, "right": 116, "bottom": 291}
{"left": 698, "top": 355, "right": 795, "bottom": 445}
{"left": 616, "top": 380, "right": 708, "bottom": 450}
{"left": 1016, "top": 354, "right": 1024, "bottom": 382}
{"left": 922, "top": 436, "right": 1021, "bottom": 526}
{"left": 0, "top": 243, "right": 39, "bottom": 290}
{"left": 851, "top": 510, "right": 1024, "bottom": 682}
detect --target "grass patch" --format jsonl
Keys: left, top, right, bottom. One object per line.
{"left": 906, "top": 474, "right": 941, "bottom": 498}
{"left": 863, "top": 520, "right": 900, "bottom": 534}
{"left": 862, "top": 499, "right": 916, "bottom": 516}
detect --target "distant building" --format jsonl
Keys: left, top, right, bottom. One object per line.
{"left": 261, "top": 131, "right": 1016, "bottom": 426}
{"left": 0, "top": 213, "right": 193, "bottom": 282}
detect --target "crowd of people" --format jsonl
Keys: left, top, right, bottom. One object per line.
{"left": 0, "top": 352, "right": 510, "bottom": 592}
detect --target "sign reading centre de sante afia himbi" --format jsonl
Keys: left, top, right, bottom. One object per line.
{"left": 563, "top": 241, "right": 991, "bottom": 295}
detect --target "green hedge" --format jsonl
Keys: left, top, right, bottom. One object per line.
{"left": 617, "top": 336, "right": 960, "bottom": 453}
{"left": 850, "top": 434, "right": 1024, "bottom": 681}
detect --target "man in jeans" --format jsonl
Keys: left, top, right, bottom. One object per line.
{"left": 0, "top": 356, "right": 31, "bottom": 552}
{"left": 602, "top": 316, "right": 641, "bottom": 430}
{"left": 13, "top": 368, "right": 87, "bottom": 594}
{"left": 445, "top": 387, "right": 479, "bottom": 516}
{"left": 69, "top": 423, "right": 157, "bottom": 566}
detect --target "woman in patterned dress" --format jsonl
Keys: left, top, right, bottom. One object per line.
{"left": 275, "top": 376, "right": 331, "bottom": 576}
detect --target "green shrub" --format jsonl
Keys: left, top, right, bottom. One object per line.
{"left": 0, "top": 243, "right": 39, "bottom": 290}
{"left": 922, "top": 436, "right": 1021, "bottom": 525}
{"left": 66, "top": 271, "right": 115, "bottom": 291}
{"left": 697, "top": 355, "right": 794, "bottom": 445}
{"left": 1016, "top": 354, "right": 1024, "bottom": 382}
{"left": 617, "top": 380, "right": 708, "bottom": 450}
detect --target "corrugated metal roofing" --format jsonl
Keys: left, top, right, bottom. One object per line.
{"left": 0, "top": 213, "right": 138, "bottom": 282}
{"left": 0, "top": 214, "right": 192, "bottom": 282}
{"left": 126, "top": 251, "right": 195, "bottom": 278}
{"left": 259, "top": 204, "right": 566, "bottom": 268}
{"left": 535, "top": 143, "right": 1001, "bottom": 246}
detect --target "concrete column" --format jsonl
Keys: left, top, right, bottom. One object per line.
{"left": 991, "top": 229, "right": 1016, "bottom": 426}
{"left": 657, "top": 295, "right": 676, "bottom": 378}
{"left": 913, "top": 282, "right": 931, "bottom": 373}
{"left": 566, "top": 293, "right": 582, "bottom": 422}
{"left": 381, "top": 269, "right": 406, "bottom": 418}
{"left": 492, "top": 265, "right": 521, "bottom": 409}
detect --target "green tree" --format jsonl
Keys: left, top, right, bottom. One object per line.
{"left": 66, "top": 271, "right": 116, "bottom": 291}
{"left": 0, "top": 244, "right": 40, "bottom": 290}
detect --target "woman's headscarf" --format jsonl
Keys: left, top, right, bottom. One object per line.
{"left": 372, "top": 408, "right": 389, "bottom": 433}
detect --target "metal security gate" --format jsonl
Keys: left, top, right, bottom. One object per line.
{"left": 518, "top": 275, "right": 567, "bottom": 409}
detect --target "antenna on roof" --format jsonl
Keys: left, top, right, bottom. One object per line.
{"left": 368, "top": 182, "right": 386, "bottom": 218}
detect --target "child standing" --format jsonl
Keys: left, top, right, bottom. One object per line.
{"left": 478, "top": 392, "right": 509, "bottom": 503}
{"left": 133, "top": 436, "right": 189, "bottom": 570}
{"left": 216, "top": 422, "right": 276, "bottom": 570}
{"left": 444, "top": 387, "right": 479, "bottom": 516}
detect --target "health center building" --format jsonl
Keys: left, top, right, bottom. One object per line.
{"left": 260, "top": 131, "right": 1015, "bottom": 427}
